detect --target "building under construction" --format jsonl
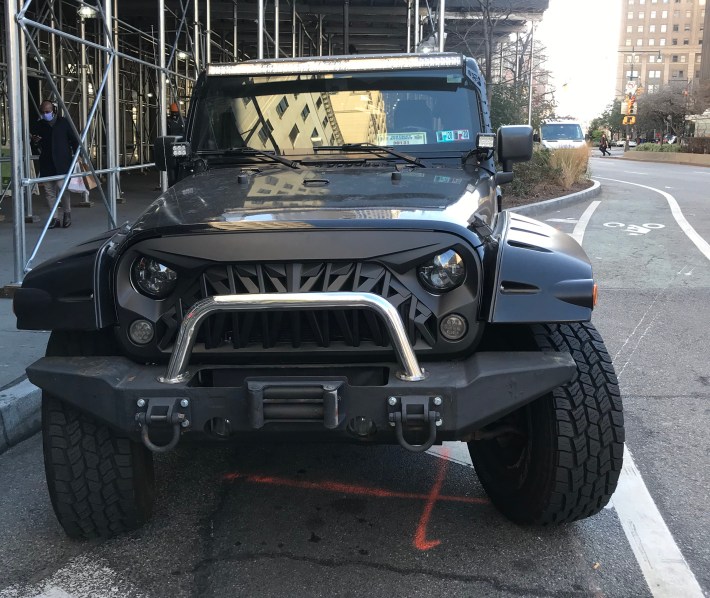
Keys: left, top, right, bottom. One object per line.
{"left": 0, "top": 0, "right": 548, "bottom": 288}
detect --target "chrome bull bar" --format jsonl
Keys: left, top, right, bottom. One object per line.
{"left": 157, "top": 292, "right": 429, "bottom": 384}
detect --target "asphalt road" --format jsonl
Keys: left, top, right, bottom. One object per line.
{"left": 0, "top": 155, "right": 708, "bottom": 598}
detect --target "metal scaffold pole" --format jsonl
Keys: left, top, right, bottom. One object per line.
{"left": 105, "top": 0, "right": 117, "bottom": 224}
{"left": 5, "top": 0, "right": 26, "bottom": 284}
{"left": 159, "top": 0, "right": 167, "bottom": 191}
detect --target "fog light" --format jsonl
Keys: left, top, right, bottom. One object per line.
{"left": 440, "top": 314, "right": 467, "bottom": 340}
{"left": 129, "top": 319, "right": 154, "bottom": 345}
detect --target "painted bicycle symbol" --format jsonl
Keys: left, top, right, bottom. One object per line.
{"left": 603, "top": 222, "right": 665, "bottom": 236}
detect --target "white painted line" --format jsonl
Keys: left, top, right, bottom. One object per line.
{"left": 611, "top": 446, "right": 705, "bottom": 598}
{"left": 428, "top": 434, "right": 706, "bottom": 598}
{"left": 427, "top": 441, "right": 474, "bottom": 468}
{"left": 571, "top": 200, "right": 601, "bottom": 245}
{"left": 597, "top": 177, "right": 710, "bottom": 262}
{"left": 0, "top": 555, "right": 138, "bottom": 598}
{"left": 623, "top": 171, "right": 647, "bottom": 175}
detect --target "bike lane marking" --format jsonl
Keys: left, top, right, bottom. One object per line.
{"left": 596, "top": 177, "right": 710, "bottom": 261}
{"left": 571, "top": 200, "right": 601, "bottom": 245}
{"left": 430, "top": 180, "right": 708, "bottom": 596}
{"left": 564, "top": 180, "right": 706, "bottom": 597}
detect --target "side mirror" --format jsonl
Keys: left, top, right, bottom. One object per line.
{"left": 497, "top": 125, "right": 533, "bottom": 173}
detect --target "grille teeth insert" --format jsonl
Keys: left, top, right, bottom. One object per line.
{"left": 157, "top": 262, "right": 436, "bottom": 351}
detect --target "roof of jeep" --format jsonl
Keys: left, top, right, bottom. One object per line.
{"left": 206, "top": 53, "right": 465, "bottom": 77}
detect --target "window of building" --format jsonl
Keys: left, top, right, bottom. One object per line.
{"left": 638, "top": 39, "right": 644, "bottom": 45}
{"left": 258, "top": 126, "right": 270, "bottom": 144}
{"left": 661, "top": 24, "right": 667, "bottom": 32}
{"left": 627, "top": 25, "right": 633, "bottom": 32}
{"left": 300, "top": 104, "right": 310, "bottom": 121}
{"left": 626, "top": 39, "right": 633, "bottom": 46}
{"left": 276, "top": 96, "right": 289, "bottom": 117}
{"left": 672, "top": 54, "right": 679, "bottom": 61}
{"left": 660, "top": 38, "right": 667, "bottom": 44}
{"left": 650, "top": 24, "right": 656, "bottom": 31}
{"left": 672, "top": 38, "right": 678, "bottom": 44}
{"left": 651, "top": 10, "right": 657, "bottom": 17}
{"left": 322, "top": 116, "right": 328, "bottom": 128}
{"left": 697, "top": 54, "right": 703, "bottom": 62}
{"left": 638, "top": 25, "right": 644, "bottom": 32}
{"left": 628, "top": 11, "right": 634, "bottom": 17}
{"left": 685, "top": 10, "right": 691, "bottom": 17}
{"left": 289, "top": 124, "right": 299, "bottom": 144}
{"left": 684, "top": 24, "right": 691, "bottom": 31}
{"left": 681, "top": 55, "right": 687, "bottom": 62}
{"left": 649, "top": 38, "right": 656, "bottom": 45}
{"left": 683, "top": 39, "right": 689, "bottom": 44}
{"left": 673, "top": 24, "right": 679, "bottom": 31}
{"left": 315, "top": 97, "right": 323, "bottom": 109}
{"left": 662, "top": 10, "right": 668, "bottom": 17}
{"left": 638, "top": 11, "right": 645, "bottom": 17}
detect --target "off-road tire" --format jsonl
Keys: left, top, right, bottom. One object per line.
{"left": 42, "top": 331, "right": 155, "bottom": 539}
{"left": 468, "top": 322, "right": 624, "bottom": 524}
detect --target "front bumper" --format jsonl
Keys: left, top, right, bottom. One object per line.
{"left": 27, "top": 351, "right": 575, "bottom": 450}
{"left": 28, "top": 291, "right": 575, "bottom": 452}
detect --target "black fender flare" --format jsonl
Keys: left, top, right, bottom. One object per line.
{"left": 488, "top": 211, "right": 594, "bottom": 323}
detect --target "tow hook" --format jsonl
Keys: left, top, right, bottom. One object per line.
{"left": 135, "top": 398, "right": 191, "bottom": 453}
{"left": 387, "top": 396, "right": 441, "bottom": 453}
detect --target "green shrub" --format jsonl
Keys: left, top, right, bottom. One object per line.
{"left": 635, "top": 143, "right": 662, "bottom": 152}
{"left": 509, "top": 147, "right": 589, "bottom": 197}
{"left": 635, "top": 142, "right": 681, "bottom": 152}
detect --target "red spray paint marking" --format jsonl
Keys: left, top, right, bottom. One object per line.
{"left": 223, "top": 448, "right": 488, "bottom": 552}
{"left": 413, "top": 448, "right": 449, "bottom": 551}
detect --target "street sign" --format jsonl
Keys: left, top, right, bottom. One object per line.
{"left": 626, "top": 81, "right": 638, "bottom": 95}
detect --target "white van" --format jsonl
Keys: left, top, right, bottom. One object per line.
{"left": 537, "top": 120, "right": 586, "bottom": 149}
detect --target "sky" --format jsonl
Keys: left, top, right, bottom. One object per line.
{"left": 536, "top": 0, "right": 622, "bottom": 124}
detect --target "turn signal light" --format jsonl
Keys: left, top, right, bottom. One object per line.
{"left": 593, "top": 283, "right": 598, "bottom": 307}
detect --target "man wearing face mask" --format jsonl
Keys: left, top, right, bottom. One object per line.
{"left": 30, "top": 99, "right": 79, "bottom": 229}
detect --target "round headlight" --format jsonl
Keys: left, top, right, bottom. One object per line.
{"left": 418, "top": 250, "right": 466, "bottom": 292}
{"left": 132, "top": 257, "right": 178, "bottom": 298}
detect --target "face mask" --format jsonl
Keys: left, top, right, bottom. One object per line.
{"left": 42, "top": 112, "right": 54, "bottom": 121}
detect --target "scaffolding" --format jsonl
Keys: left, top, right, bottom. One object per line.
{"left": 1, "top": 0, "right": 544, "bottom": 288}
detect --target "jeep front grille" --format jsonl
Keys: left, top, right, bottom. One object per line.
{"left": 157, "top": 262, "right": 436, "bottom": 351}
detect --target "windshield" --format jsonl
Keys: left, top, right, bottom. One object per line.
{"left": 190, "top": 69, "right": 482, "bottom": 155}
{"left": 540, "top": 123, "right": 584, "bottom": 141}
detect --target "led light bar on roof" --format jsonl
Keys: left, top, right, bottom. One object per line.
{"left": 207, "top": 53, "right": 463, "bottom": 77}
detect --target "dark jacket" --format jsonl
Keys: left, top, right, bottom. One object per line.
{"left": 30, "top": 116, "right": 79, "bottom": 177}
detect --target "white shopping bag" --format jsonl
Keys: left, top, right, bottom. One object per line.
{"left": 68, "top": 162, "right": 87, "bottom": 193}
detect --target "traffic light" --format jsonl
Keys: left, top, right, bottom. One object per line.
{"left": 628, "top": 96, "right": 637, "bottom": 115}
{"left": 622, "top": 116, "right": 636, "bottom": 126}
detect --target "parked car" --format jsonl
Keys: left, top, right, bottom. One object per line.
{"left": 14, "top": 52, "right": 625, "bottom": 539}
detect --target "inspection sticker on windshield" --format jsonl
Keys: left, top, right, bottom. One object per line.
{"left": 376, "top": 132, "right": 427, "bottom": 146}
{"left": 436, "top": 130, "right": 470, "bottom": 143}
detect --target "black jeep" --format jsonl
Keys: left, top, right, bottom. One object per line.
{"left": 14, "top": 53, "right": 624, "bottom": 539}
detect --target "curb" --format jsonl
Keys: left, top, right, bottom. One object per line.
{"left": 0, "top": 180, "right": 604, "bottom": 457}
{"left": 507, "top": 179, "right": 602, "bottom": 218}
{"left": 0, "top": 377, "right": 41, "bottom": 456}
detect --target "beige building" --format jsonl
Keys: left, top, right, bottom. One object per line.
{"left": 616, "top": 0, "right": 708, "bottom": 97}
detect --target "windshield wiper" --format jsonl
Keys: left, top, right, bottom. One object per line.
{"left": 315, "top": 143, "right": 425, "bottom": 168}
{"left": 198, "top": 146, "right": 300, "bottom": 169}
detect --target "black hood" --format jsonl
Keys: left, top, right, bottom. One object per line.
{"left": 131, "top": 165, "right": 495, "bottom": 234}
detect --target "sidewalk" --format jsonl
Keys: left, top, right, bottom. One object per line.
{"left": 0, "top": 173, "right": 600, "bottom": 455}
